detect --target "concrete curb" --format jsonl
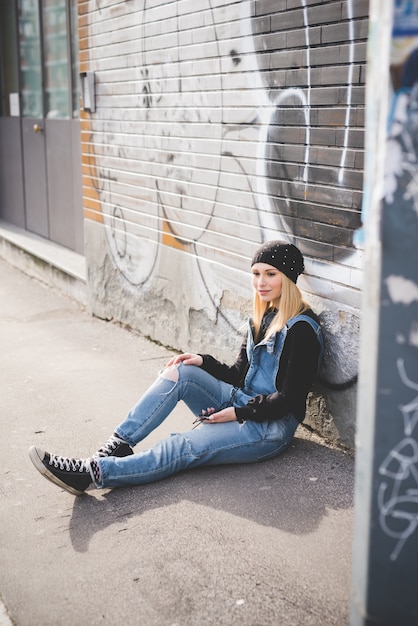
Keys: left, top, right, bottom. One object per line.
{"left": 0, "top": 219, "right": 87, "bottom": 306}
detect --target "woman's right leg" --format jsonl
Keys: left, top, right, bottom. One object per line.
{"left": 114, "top": 363, "right": 234, "bottom": 447}
{"left": 94, "top": 414, "right": 299, "bottom": 490}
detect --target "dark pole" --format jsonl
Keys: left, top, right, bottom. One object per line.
{"left": 351, "top": 2, "right": 418, "bottom": 625}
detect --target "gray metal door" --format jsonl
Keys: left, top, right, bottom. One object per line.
{"left": 18, "top": 2, "right": 49, "bottom": 237}
{"left": 17, "top": 0, "right": 82, "bottom": 252}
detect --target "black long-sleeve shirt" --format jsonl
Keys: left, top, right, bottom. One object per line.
{"left": 199, "top": 309, "right": 321, "bottom": 423}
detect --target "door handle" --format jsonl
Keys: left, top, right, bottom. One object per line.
{"left": 33, "top": 124, "right": 43, "bottom": 133}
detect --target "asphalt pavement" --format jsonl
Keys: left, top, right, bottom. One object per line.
{"left": 0, "top": 257, "right": 355, "bottom": 626}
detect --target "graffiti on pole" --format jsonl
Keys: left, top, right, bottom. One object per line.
{"left": 377, "top": 0, "right": 418, "bottom": 561}
{"left": 377, "top": 359, "right": 418, "bottom": 561}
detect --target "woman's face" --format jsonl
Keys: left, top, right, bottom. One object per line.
{"left": 252, "top": 263, "right": 283, "bottom": 302}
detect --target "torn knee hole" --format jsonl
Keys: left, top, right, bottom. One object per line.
{"left": 161, "top": 365, "right": 179, "bottom": 382}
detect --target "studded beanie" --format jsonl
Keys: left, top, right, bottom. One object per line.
{"left": 251, "top": 240, "right": 304, "bottom": 283}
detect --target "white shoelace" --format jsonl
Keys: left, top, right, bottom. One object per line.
{"left": 96, "top": 435, "right": 122, "bottom": 457}
{"left": 48, "top": 453, "right": 90, "bottom": 473}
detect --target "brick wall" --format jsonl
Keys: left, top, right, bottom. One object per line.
{"left": 79, "top": 0, "right": 369, "bottom": 447}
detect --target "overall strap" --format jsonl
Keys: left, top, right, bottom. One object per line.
{"left": 286, "top": 314, "right": 324, "bottom": 374}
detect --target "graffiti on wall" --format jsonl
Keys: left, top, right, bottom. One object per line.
{"left": 242, "top": 0, "right": 360, "bottom": 247}
{"left": 84, "top": 0, "right": 364, "bottom": 282}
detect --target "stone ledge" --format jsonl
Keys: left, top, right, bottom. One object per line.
{"left": 0, "top": 219, "right": 87, "bottom": 306}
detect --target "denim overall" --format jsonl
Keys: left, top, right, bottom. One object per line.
{"left": 231, "top": 313, "right": 323, "bottom": 407}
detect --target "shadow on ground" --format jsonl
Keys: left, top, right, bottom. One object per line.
{"left": 68, "top": 435, "right": 354, "bottom": 553}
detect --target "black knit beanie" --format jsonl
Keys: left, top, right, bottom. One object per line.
{"left": 251, "top": 240, "right": 304, "bottom": 283}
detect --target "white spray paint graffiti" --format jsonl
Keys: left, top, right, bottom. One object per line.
{"left": 239, "top": 0, "right": 311, "bottom": 238}
{"left": 339, "top": 0, "right": 354, "bottom": 184}
{"left": 377, "top": 358, "right": 418, "bottom": 560}
{"left": 87, "top": 0, "right": 362, "bottom": 282}
{"left": 240, "top": 0, "right": 360, "bottom": 247}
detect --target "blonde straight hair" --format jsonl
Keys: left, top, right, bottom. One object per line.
{"left": 252, "top": 272, "right": 310, "bottom": 342}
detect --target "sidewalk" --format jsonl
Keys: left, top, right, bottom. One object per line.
{"left": 0, "top": 256, "right": 355, "bottom": 626}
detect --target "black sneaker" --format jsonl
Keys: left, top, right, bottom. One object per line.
{"left": 29, "top": 446, "right": 92, "bottom": 496}
{"left": 93, "top": 434, "right": 133, "bottom": 459}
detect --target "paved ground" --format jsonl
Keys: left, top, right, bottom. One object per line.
{"left": 0, "top": 257, "right": 355, "bottom": 626}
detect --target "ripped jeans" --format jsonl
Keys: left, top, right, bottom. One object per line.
{"left": 93, "top": 363, "right": 299, "bottom": 489}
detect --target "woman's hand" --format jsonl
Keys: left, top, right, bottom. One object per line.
{"left": 166, "top": 353, "right": 203, "bottom": 367}
{"left": 200, "top": 406, "right": 237, "bottom": 423}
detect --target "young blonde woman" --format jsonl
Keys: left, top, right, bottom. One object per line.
{"left": 29, "top": 241, "right": 324, "bottom": 495}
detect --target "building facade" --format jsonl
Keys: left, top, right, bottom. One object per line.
{"left": 0, "top": 0, "right": 370, "bottom": 447}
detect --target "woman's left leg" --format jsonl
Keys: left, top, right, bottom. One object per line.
{"left": 93, "top": 413, "right": 299, "bottom": 489}
{"left": 113, "top": 363, "right": 234, "bottom": 447}
{"left": 28, "top": 364, "right": 236, "bottom": 496}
